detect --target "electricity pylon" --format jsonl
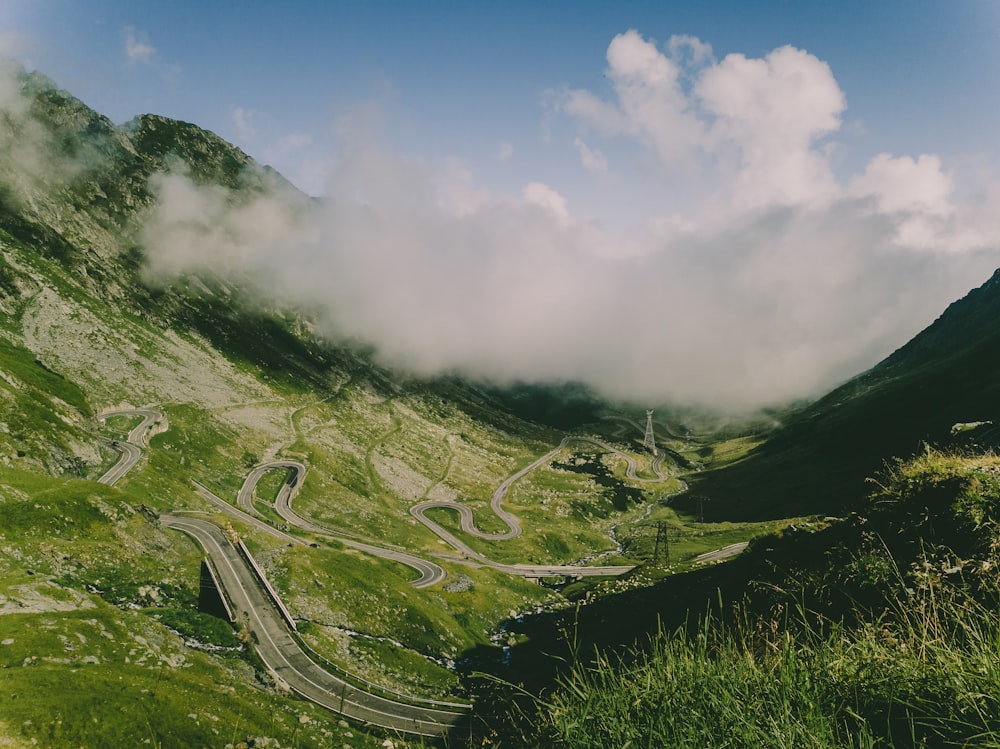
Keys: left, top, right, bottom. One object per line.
{"left": 652, "top": 521, "right": 669, "bottom": 565}
{"left": 643, "top": 410, "right": 657, "bottom": 456}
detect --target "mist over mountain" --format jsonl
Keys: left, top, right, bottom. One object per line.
{"left": 3, "top": 54, "right": 1000, "bottom": 414}
{"left": 6, "top": 56, "right": 998, "bottom": 523}
{"left": 681, "top": 264, "right": 1000, "bottom": 521}
{"left": 5, "top": 41, "right": 1000, "bottom": 749}
{"left": 132, "top": 33, "right": 1000, "bottom": 411}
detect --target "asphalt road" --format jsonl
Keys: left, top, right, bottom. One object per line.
{"left": 237, "top": 460, "right": 307, "bottom": 515}
{"left": 223, "top": 453, "right": 635, "bottom": 581}
{"left": 410, "top": 434, "right": 677, "bottom": 578}
{"left": 161, "top": 514, "right": 471, "bottom": 737}
{"left": 565, "top": 436, "right": 670, "bottom": 483}
{"left": 97, "top": 438, "right": 142, "bottom": 486}
{"left": 693, "top": 542, "right": 749, "bottom": 564}
{"left": 95, "top": 404, "right": 744, "bottom": 733}
{"left": 225, "top": 462, "right": 447, "bottom": 588}
{"left": 192, "top": 480, "right": 305, "bottom": 546}
{"left": 97, "top": 408, "right": 166, "bottom": 485}
{"left": 102, "top": 408, "right": 165, "bottom": 445}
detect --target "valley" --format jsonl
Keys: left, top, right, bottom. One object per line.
{"left": 92, "top": 404, "right": 688, "bottom": 735}
{"left": 2, "top": 65, "right": 1000, "bottom": 748}
{"left": 83, "top": 385, "right": 757, "bottom": 743}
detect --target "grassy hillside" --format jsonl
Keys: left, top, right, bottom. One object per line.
{"left": 0, "top": 66, "right": 764, "bottom": 747}
{"left": 0, "top": 466, "right": 389, "bottom": 749}
{"left": 681, "top": 267, "right": 1000, "bottom": 522}
{"left": 5, "top": 63, "right": 1000, "bottom": 749}
{"left": 496, "top": 447, "right": 1000, "bottom": 747}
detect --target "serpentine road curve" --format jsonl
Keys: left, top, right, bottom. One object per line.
{"left": 237, "top": 460, "right": 305, "bottom": 515}
{"left": 100, "top": 409, "right": 469, "bottom": 736}
{"left": 98, "top": 407, "right": 748, "bottom": 734}
{"left": 409, "top": 435, "right": 669, "bottom": 577}
{"left": 97, "top": 408, "right": 167, "bottom": 485}
{"left": 237, "top": 443, "right": 650, "bottom": 581}
{"left": 230, "top": 460, "right": 447, "bottom": 588}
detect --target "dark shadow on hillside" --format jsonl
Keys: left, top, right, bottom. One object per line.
{"left": 479, "top": 381, "right": 607, "bottom": 431}
{"left": 679, "top": 268, "right": 1000, "bottom": 522}
{"left": 458, "top": 562, "right": 754, "bottom": 739}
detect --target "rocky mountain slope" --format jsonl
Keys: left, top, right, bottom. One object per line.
{"left": 5, "top": 61, "right": 1000, "bottom": 748}
{"left": 0, "top": 65, "right": 702, "bottom": 747}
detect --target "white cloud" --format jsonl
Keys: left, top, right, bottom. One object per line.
{"left": 0, "top": 58, "right": 25, "bottom": 111}
{"left": 666, "top": 34, "right": 714, "bottom": 69}
{"left": 139, "top": 136, "right": 1000, "bottom": 411}
{"left": 497, "top": 141, "right": 514, "bottom": 161}
{"left": 573, "top": 137, "right": 608, "bottom": 173}
{"left": 848, "top": 153, "right": 958, "bottom": 249}
{"left": 0, "top": 60, "right": 104, "bottom": 193}
{"left": 560, "top": 33, "right": 847, "bottom": 213}
{"left": 123, "top": 26, "right": 156, "bottom": 66}
{"left": 696, "top": 45, "right": 845, "bottom": 210}
{"left": 137, "top": 34, "right": 1000, "bottom": 412}
{"left": 522, "top": 181, "right": 570, "bottom": 223}
{"left": 586, "top": 29, "right": 704, "bottom": 166}
{"left": 433, "top": 158, "right": 492, "bottom": 216}
{"left": 560, "top": 30, "right": 704, "bottom": 174}
{"left": 850, "top": 153, "right": 953, "bottom": 215}
{"left": 698, "top": 46, "right": 844, "bottom": 141}
{"left": 231, "top": 106, "right": 256, "bottom": 142}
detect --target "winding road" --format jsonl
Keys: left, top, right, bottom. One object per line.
{"left": 97, "top": 405, "right": 743, "bottom": 735}
{"left": 161, "top": 514, "right": 470, "bottom": 737}
{"left": 237, "top": 460, "right": 305, "bottom": 515}
{"left": 100, "top": 409, "right": 469, "bottom": 736}
{"left": 97, "top": 408, "right": 166, "bottom": 485}
{"left": 409, "top": 435, "right": 670, "bottom": 578}
{"left": 232, "top": 439, "right": 653, "bottom": 581}
{"left": 227, "top": 461, "right": 447, "bottom": 588}
{"left": 693, "top": 541, "right": 750, "bottom": 564}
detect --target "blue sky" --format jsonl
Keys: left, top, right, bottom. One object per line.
{"left": 6, "top": 1, "right": 999, "bottom": 196}
{"left": 3, "top": 1, "right": 1000, "bottom": 409}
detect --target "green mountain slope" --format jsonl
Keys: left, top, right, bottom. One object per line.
{"left": 7, "top": 61, "right": 999, "bottom": 748}
{"left": 683, "top": 266, "right": 1000, "bottom": 521}
{"left": 0, "top": 66, "right": 704, "bottom": 747}
{"left": 496, "top": 433, "right": 1000, "bottom": 747}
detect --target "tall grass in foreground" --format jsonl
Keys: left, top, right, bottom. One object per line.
{"left": 511, "top": 448, "right": 1000, "bottom": 748}
{"left": 523, "top": 583, "right": 1000, "bottom": 748}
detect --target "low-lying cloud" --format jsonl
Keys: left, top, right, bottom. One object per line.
{"left": 133, "top": 32, "right": 1000, "bottom": 409}
{"left": 0, "top": 59, "right": 109, "bottom": 206}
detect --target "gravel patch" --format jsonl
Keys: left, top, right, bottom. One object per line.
{"left": 21, "top": 287, "right": 272, "bottom": 408}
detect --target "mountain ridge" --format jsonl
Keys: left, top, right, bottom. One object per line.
{"left": 4, "top": 63, "right": 1000, "bottom": 748}
{"left": 0, "top": 65, "right": 691, "bottom": 747}
{"left": 682, "top": 262, "right": 1000, "bottom": 520}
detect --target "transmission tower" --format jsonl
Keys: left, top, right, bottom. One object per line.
{"left": 651, "top": 521, "right": 670, "bottom": 565}
{"left": 643, "top": 410, "right": 657, "bottom": 456}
